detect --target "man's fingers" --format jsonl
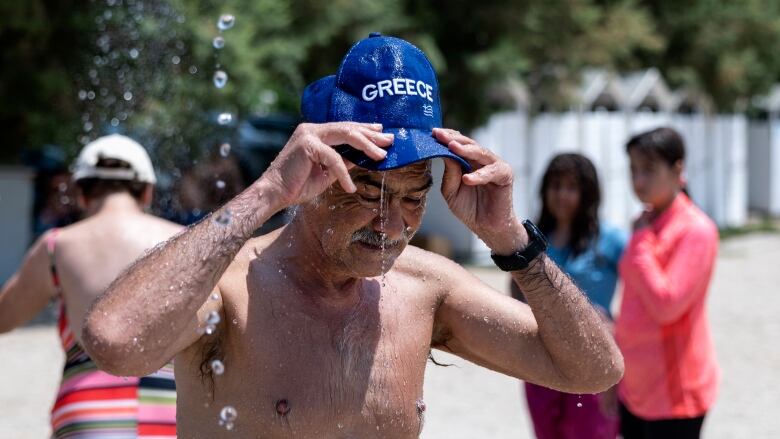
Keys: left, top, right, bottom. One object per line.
{"left": 361, "top": 127, "right": 395, "bottom": 149}
{"left": 313, "top": 142, "right": 356, "bottom": 193}
{"left": 440, "top": 156, "right": 464, "bottom": 200}
{"left": 433, "top": 127, "right": 474, "bottom": 146}
{"left": 320, "top": 123, "right": 391, "bottom": 161}
{"left": 462, "top": 162, "right": 512, "bottom": 186}
{"left": 350, "top": 130, "right": 391, "bottom": 160}
{"left": 447, "top": 140, "right": 496, "bottom": 167}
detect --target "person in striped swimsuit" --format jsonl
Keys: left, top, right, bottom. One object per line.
{"left": 0, "top": 135, "right": 180, "bottom": 438}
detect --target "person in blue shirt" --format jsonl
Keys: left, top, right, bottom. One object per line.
{"left": 511, "top": 153, "right": 626, "bottom": 439}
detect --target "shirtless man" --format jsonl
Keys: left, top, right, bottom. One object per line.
{"left": 84, "top": 34, "right": 623, "bottom": 438}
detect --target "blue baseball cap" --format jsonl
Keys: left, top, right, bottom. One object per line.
{"left": 301, "top": 32, "right": 470, "bottom": 171}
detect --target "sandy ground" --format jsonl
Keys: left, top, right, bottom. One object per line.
{"left": 1, "top": 233, "right": 779, "bottom": 438}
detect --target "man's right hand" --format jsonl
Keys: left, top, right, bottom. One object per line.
{"left": 259, "top": 122, "right": 393, "bottom": 210}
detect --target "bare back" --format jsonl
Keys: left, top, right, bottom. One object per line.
{"left": 55, "top": 210, "right": 181, "bottom": 342}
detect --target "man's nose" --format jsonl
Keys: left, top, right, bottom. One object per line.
{"left": 372, "top": 198, "right": 406, "bottom": 241}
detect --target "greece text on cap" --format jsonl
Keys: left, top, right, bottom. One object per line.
{"left": 361, "top": 78, "right": 434, "bottom": 102}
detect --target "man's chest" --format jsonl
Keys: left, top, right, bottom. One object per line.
{"left": 211, "top": 283, "right": 436, "bottom": 436}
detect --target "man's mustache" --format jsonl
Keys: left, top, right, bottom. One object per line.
{"left": 350, "top": 227, "right": 413, "bottom": 248}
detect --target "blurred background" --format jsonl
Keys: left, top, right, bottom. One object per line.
{"left": 4, "top": 0, "right": 780, "bottom": 273}
{"left": 1, "top": 1, "right": 780, "bottom": 437}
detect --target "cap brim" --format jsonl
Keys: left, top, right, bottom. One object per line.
{"left": 337, "top": 128, "right": 471, "bottom": 171}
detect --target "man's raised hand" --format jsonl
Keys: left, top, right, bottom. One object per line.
{"left": 436, "top": 127, "right": 528, "bottom": 255}
{"left": 260, "top": 122, "right": 393, "bottom": 210}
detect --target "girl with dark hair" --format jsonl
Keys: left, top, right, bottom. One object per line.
{"left": 616, "top": 127, "right": 719, "bottom": 439}
{"left": 513, "top": 153, "right": 626, "bottom": 439}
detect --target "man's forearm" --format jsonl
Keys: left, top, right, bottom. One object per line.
{"left": 83, "top": 181, "right": 282, "bottom": 374}
{"left": 512, "top": 255, "right": 624, "bottom": 392}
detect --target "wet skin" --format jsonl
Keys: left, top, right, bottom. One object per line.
{"left": 176, "top": 166, "right": 440, "bottom": 437}
{"left": 84, "top": 123, "right": 623, "bottom": 439}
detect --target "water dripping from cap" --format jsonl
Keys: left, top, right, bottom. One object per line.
{"left": 217, "top": 112, "right": 232, "bottom": 125}
{"left": 213, "top": 70, "right": 228, "bottom": 89}
{"left": 217, "top": 14, "right": 235, "bottom": 31}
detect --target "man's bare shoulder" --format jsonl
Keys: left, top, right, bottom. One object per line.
{"left": 219, "top": 231, "right": 281, "bottom": 288}
{"left": 394, "top": 245, "right": 473, "bottom": 288}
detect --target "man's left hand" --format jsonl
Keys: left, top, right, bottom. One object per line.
{"left": 436, "top": 128, "right": 528, "bottom": 255}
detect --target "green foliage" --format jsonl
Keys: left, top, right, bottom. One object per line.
{"left": 3, "top": 0, "right": 780, "bottom": 164}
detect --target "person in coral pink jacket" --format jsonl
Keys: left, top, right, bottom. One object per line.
{"left": 615, "top": 127, "right": 720, "bottom": 439}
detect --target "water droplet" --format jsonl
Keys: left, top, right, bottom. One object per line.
{"left": 214, "top": 209, "right": 232, "bottom": 225}
{"left": 110, "top": 118, "right": 119, "bottom": 127}
{"left": 78, "top": 90, "right": 87, "bottom": 100}
{"left": 577, "top": 402, "right": 583, "bottom": 408}
{"left": 213, "top": 70, "right": 228, "bottom": 89}
{"left": 188, "top": 65, "right": 198, "bottom": 75}
{"left": 83, "top": 121, "right": 93, "bottom": 132}
{"left": 219, "top": 405, "right": 237, "bottom": 430}
{"left": 217, "top": 112, "right": 232, "bottom": 125}
{"left": 219, "top": 143, "right": 231, "bottom": 157}
{"left": 217, "top": 14, "right": 235, "bottom": 31}
{"left": 123, "top": 91, "right": 133, "bottom": 101}
{"left": 171, "top": 55, "right": 181, "bottom": 65}
{"left": 216, "top": 180, "right": 226, "bottom": 189}
{"left": 211, "top": 359, "right": 225, "bottom": 375}
{"left": 87, "top": 91, "right": 96, "bottom": 100}
{"left": 326, "top": 228, "right": 334, "bottom": 235}
{"left": 129, "top": 48, "right": 139, "bottom": 59}
{"left": 205, "top": 325, "right": 216, "bottom": 335}
{"left": 338, "top": 422, "right": 343, "bottom": 429}
{"left": 213, "top": 36, "right": 225, "bottom": 49}
{"left": 483, "top": 316, "right": 490, "bottom": 323}
{"left": 206, "top": 310, "right": 221, "bottom": 326}
{"left": 328, "top": 205, "right": 336, "bottom": 211}
{"left": 210, "top": 292, "right": 219, "bottom": 301}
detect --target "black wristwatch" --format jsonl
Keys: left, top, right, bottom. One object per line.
{"left": 490, "top": 220, "right": 548, "bottom": 271}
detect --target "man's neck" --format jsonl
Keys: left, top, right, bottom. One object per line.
{"left": 280, "top": 219, "right": 363, "bottom": 304}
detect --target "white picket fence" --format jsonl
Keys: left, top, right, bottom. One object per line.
{"left": 421, "top": 110, "right": 754, "bottom": 263}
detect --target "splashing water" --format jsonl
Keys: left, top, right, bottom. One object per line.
{"left": 379, "top": 173, "right": 387, "bottom": 287}
{"left": 213, "top": 208, "right": 232, "bottom": 226}
{"left": 217, "top": 14, "right": 235, "bottom": 31}
{"left": 212, "top": 36, "right": 225, "bottom": 49}
{"left": 211, "top": 359, "right": 225, "bottom": 375}
{"left": 206, "top": 311, "right": 221, "bottom": 326}
{"left": 213, "top": 70, "right": 228, "bottom": 88}
{"left": 219, "top": 405, "right": 237, "bottom": 430}
{"left": 217, "top": 112, "right": 232, "bottom": 125}
{"left": 204, "top": 310, "right": 220, "bottom": 335}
